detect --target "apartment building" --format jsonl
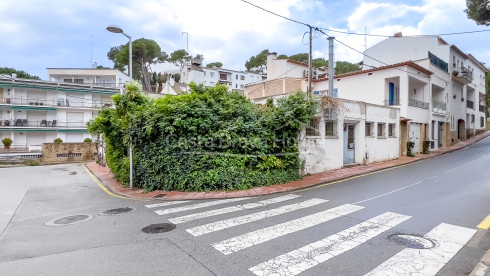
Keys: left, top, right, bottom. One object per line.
{"left": 47, "top": 68, "right": 130, "bottom": 88}
{"left": 180, "top": 59, "right": 265, "bottom": 93}
{"left": 0, "top": 74, "right": 120, "bottom": 151}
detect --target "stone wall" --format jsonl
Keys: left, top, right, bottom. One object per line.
{"left": 399, "top": 121, "right": 409, "bottom": 156}
{"left": 42, "top": 142, "right": 96, "bottom": 163}
{"left": 245, "top": 78, "right": 305, "bottom": 100}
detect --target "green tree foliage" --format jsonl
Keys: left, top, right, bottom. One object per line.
{"left": 88, "top": 82, "right": 318, "bottom": 192}
{"left": 107, "top": 38, "right": 168, "bottom": 92}
{"left": 245, "top": 49, "right": 270, "bottom": 73}
{"left": 206, "top": 62, "right": 223, "bottom": 68}
{"left": 288, "top": 53, "right": 309, "bottom": 63}
{"left": 312, "top": 58, "right": 329, "bottom": 68}
{"left": 277, "top": 55, "right": 288, "bottom": 59}
{"left": 169, "top": 49, "right": 190, "bottom": 69}
{"left": 0, "top": 67, "right": 40, "bottom": 80}
{"left": 335, "top": 61, "right": 360, "bottom": 74}
{"left": 465, "top": 0, "right": 490, "bottom": 25}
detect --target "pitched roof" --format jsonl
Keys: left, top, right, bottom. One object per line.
{"left": 312, "top": 61, "right": 432, "bottom": 82}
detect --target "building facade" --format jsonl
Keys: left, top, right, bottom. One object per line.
{"left": 47, "top": 68, "right": 130, "bottom": 88}
{"left": 0, "top": 75, "right": 119, "bottom": 151}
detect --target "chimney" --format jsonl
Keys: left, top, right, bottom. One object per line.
{"left": 11, "top": 73, "right": 17, "bottom": 79}
{"left": 393, "top": 32, "right": 402, "bottom": 37}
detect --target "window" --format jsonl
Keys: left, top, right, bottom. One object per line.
{"left": 236, "top": 75, "right": 238, "bottom": 80}
{"left": 365, "top": 122, "right": 373, "bottom": 136}
{"left": 388, "top": 124, "right": 396, "bottom": 137}
{"left": 325, "top": 121, "right": 336, "bottom": 136}
{"left": 235, "top": 84, "right": 238, "bottom": 88}
{"left": 471, "top": 114, "right": 475, "bottom": 123}
{"left": 431, "top": 121, "right": 435, "bottom": 139}
{"left": 240, "top": 84, "right": 244, "bottom": 89}
{"left": 306, "top": 118, "right": 320, "bottom": 136}
{"left": 377, "top": 123, "right": 385, "bottom": 137}
{"left": 210, "top": 82, "right": 215, "bottom": 86}
{"left": 240, "top": 75, "right": 245, "bottom": 80}
{"left": 481, "top": 116, "right": 485, "bottom": 127}
{"left": 210, "top": 72, "right": 215, "bottom": 77}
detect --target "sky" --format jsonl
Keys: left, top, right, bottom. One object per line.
{"left": 1, "top": 0, "right": 489, "bottom": 79}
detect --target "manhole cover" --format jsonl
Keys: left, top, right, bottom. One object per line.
{"left": 389, "top": 234, "right": 437, "bottom": 249}
{"left": 99, "top": 207, "right": 135, "bottom": 216}
{"left": 142, "top": 223, "right": 176, "bottom": 234}
{"left": 45, "top": 214, "right": 93, "bottom": 227}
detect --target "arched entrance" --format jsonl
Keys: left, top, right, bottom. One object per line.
{"left": 457, "top": 119, "right": 465, "bottom": 141}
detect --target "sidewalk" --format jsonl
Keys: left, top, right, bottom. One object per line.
{"left": 85, "top": 131, "right": 490, "bottom": 201}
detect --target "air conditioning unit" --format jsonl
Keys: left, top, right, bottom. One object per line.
{"left": 303, "top": 69, "right": 319, "bottom": 79}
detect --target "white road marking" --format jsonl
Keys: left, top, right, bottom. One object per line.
{"left": 365, "top": 223, "right": 477, "bottom": 276}
{"left": 444, "top": 158, "right": 480, "bottom": 174}
{"left": 155, "top": 197, "right": 252, "bottom": 215}
{"left": 144, "top": 201, "right": 190, "bottom": 209}
{"left": 353, "top": 181, "right": 422, "bottom": 205}
{"left": 249, "top": 212, "right": 411, "bottom": 276}
{"left": 169, "top": 194, "right": 301, "bottom": 224}
{"left": 427, "top": 175, "right": 438, "bottom": 180}
{"left": 186, "top": 198, "right": 328, "bottom": 237}
{"left": 212, "top": 204, "right": 364, "bottom": 255}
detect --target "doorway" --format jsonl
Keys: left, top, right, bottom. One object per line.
{"left": 438, "top": 122, "right": 443, "bottom": 148}
{"left": 343, "top": 124, "right": 355, "bottom": 164}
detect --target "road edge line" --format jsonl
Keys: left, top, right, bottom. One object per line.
{"left": 83, "top": 165, "right": 136, "bottom": 201}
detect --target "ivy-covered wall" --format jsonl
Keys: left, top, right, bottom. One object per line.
{"left": 88, "top": 82, "right": 317, "bottom": 192}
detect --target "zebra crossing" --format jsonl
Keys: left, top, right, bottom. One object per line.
{"left": 144, "top": 194, "right": 477, "bottom": 276}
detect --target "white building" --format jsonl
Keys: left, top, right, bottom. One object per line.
{"left": 0, "top": 74, "right": 120, "bottom": 151}
{"left": 363, "top": 35, "right": 487, "bottom": 147}
{"left": 180, "top": 59, "right": 266, "bottom": 94}
{"left": 47, "top": 68, "right": 130, "bottom": 88}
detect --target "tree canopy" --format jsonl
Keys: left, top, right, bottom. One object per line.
{"left": 245, "top": 49, "right": 270, "bottom": 73}
{"left": 107, "top": 38, "right": 167, "bottom": 92}
{"left": 465, "top": 0, "right": 490, "bottom": 25}
{"left": 206, "top": 62, "right": 223, "bottom": 68}
{"left": 0, "top": 67, "right": 40, "bottom": 80}
{"left": 169, "top": 49, "right": 190, "bottom": 70}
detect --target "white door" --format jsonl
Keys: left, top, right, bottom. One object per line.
{"left": 410, "top": 123, "right": 421, "bottom": 153}
{"left": 66, "top": 112, "right": 85, "bottom": 128}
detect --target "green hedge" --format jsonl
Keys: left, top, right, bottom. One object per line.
{"left": 88, "top": 81, "right": 317, "bottom": 192}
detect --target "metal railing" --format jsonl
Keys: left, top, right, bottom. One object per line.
{"left": 60, "top": 81, "right": 125, "bottom": 88}
{"left": 467, "top": 100, "right": 474, "bottom": 109}
{"left": 408, "top": 99, "right": 429, "bottom": 109}
{"left": 452, "top": 66, "right": 474, "bottom": 82}
{"left": 480, "top": 105, "right": 485, "bottom": 112}
{"left": 384, "top": 99, "right": 400, "bottom": 106}
{"left": 0, "top": 119, "right": 88, "bottom": 128}
{"left": 2, "top": 97, "right": 112, "bottom": 108}
{"left": 432, "top": 100, "right": 446, "bottom": 114}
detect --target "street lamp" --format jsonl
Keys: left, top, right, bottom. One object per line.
{"left": 106, "top": 24, "right": 134, "bottom": 188}
{"left": 106, "top": 24, "right": 132, "bottom": 80}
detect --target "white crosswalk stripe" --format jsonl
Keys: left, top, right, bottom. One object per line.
{"left": 249, "top": 212, "right": 411, "bottom": 276}
{"left": 212, "top": 204, "right": 364, "bottom": 255}
{"left": 364, "top": 223, "right": 477, "bottom": 276}
{"left": 144, "top": 201, "right": 189, "bottom": 209}
{"left": 169, "top": 194, "right": 301, "bottom": 224}
{"left": 155, "top": 197, "right": 252, "bottom": 215}
{"left": 186, "top": 198, "right": 328, "bottom": 237}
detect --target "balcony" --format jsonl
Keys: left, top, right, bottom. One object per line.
{"left": 452, "top": 66, "right": 473, "bottom": 84}
{"left": 1, "top": 97, "right": 112, "bottom": 109}
{"left": 467, "top": 100, "right": 474, "bottom": 109}
{"left": 432, "top": 100, "right": 446, "bottom": 115}
{"left": 0, "top": 119, "right": 88, "bottom": 128}
{"left": 384, "top": 99, "right": 400, "bottom": 106}
{"left": 408, "top": 99, "right": 429, "bottom": 109}
{"left": 480, "top": 105, "right": 485, "bottom": 112}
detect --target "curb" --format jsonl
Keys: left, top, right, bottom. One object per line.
{"left": 85, "top": 131, "right": 490, "bottom": 201}
{"left": 469, "top": 247, "right": 490, "bottom": 276}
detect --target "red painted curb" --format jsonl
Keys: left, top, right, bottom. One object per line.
{"left": 85, "top": 131, "right": 490, "bottom": 201}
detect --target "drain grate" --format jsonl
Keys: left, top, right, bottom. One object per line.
{"left": 142, "top": 223, "right": 176, "bottom": 234}
{"left": 45, "top": 214, "right": 93, "bottom": 227}
{"left": 389, "top": 234, "right": 437, "bottom": 249}
{"left": 99, "top": 207, "right": 135, "bottom": 216}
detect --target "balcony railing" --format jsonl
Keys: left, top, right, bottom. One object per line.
{"left": 480, "top": 105, "right": 485, "bottom": 112}
{"left": 432, "top": 100, "right": 446, "bottom": 114}
{"left": 408, "top": 99, "right": 429, "bottom": 109}
{"left": 60, "top": 81, "right": 125, "bottom": 88}
{"left": 384, "top": 99, "right": 400, "bottom": 106}
{"left": 2, "top": 97, "right": 112, "bottom": 108}
{"left": 467, "top": 100, "right": 474, "bottom": 109}
{"left": 452, "top": 66, "right": 474, "bottom": 83}
{"left": 0, "top": 119, "right": 88, "bottom": 128}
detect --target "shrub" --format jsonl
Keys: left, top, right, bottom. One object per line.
{"left": 407, "top": 141, "right": 415, "bottom": 157}
{"left": 2, "top": 137, "right": 13, "bottom": 147}
{"left": 24, "top": 159, "right": 40, "bottom": 166}
{"left": 88, "top": 81, "right": 318, "bottom": 191}
{"left": 84, "top": 138, "right": 93, "bottom": 143}
{"left": 422, "top": 141, "right": 430, "bottom": 154}
{"left": 54, "top": 138, "right": 63, "bottom": 143}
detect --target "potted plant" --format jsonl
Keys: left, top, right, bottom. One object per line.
{"left": 5, "top": 98, "right": 10, "bottom": 104}
{"left": 2, "top": 137, "right": 13, "bottom": 149}
{"left": 84, "top": 138, "right": 92, "bottom": 143}
{"left": 4, "top": 120, "right": 10, "bottom": 126}
{"left": 54, "top": 138, "right": 63, "bottom": 144}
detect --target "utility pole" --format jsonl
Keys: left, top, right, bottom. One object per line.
{"left": 308, "top": 26, "right": 313, "bottom": 99}
{"left": 328, "top": 37, "right": 335, "bottom": 98}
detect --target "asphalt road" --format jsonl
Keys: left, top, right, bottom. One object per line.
{"left": 0, "top": 137, "right": 489, "bottom": 276}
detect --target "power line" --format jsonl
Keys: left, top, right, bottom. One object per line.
{"left": 318, "top": 27, "right": 490, "bottom": 38}
{"left": 240, "top": 0, "right": 310, "bottom": 27}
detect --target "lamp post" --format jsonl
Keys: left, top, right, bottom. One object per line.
{"left": 182, "top": 32, "right": 189, "bottom": 54}
{"left": 106, "top": 24, "right": 134, "bottom": 188}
